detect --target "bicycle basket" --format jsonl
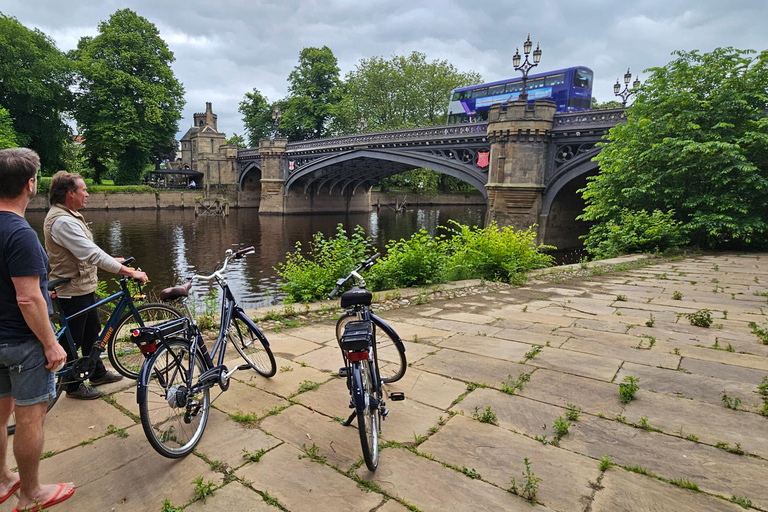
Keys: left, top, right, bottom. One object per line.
{"left": 340, "top": 320, "right": 372, "bottom": 352}
{"left": 130, "top": 317, "right": 189, "bottom": 355}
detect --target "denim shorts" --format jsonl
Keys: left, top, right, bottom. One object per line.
{"left": 0, "top": 338, "right": 55, "bottom": 406}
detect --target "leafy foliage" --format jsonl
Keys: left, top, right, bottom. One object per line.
{"left": 274, "top": 225, "right": 373, "bottom": 303}
{"left": 367, "top": 229, "right": 448, "bottom": 290}
{"left": 0, "top": 14, "right": 72, "bottom": 172}
{"left": 581, "top": 208, "right": 688, "bottom": 258}
{"left": 69, "top": 9, "right": 185, "bottom": 184}
{"left": 581, "top": 47, "right": 768, "bottom": 250}
{"left": 0, "top": 106, "right": 18, "bottom": 150}
{"left": 239, "top": 88, "right": 274, "bottom": 146}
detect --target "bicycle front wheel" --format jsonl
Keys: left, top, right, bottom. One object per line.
{"left": 355, "top": 360, "right": 379, "bottom": 471}
{"left": 108, "top": 303, "right": 182, "bottom": 380}
{"left": 6, "top": 370, "right": 64, "bottom": 436}
{"left": 228, "top": 317, "right": 276, "bottom": 377}
{"left": 139, "top": 339, "right": 209, "bottom": 458}
{"left": 337, "top": 312, "right": 406, "bottom": 383}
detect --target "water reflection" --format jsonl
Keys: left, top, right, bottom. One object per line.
{"left": 27, "top": 205, "right": 485, "bottom": 309}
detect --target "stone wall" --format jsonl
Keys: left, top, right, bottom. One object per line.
{"left": 371, "top": 191, "right": 486, "bottom": 207}
{"left": 26, "top": 189, "right": 261, "bottom": 212}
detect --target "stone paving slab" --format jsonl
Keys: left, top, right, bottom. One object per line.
{"left": 491, "top": 327, "right": 569, "bottom": 348}
{"left": 559, "top": 338, "right": 680, "bottom": 370}
{"left": 385, "top": 367, "right": 467, "bottom": 410}
{"left": 436, "top": 334, "right": 532, "bottom": 363}
{"left": 525, "top": 346, "right": 623, "bottom": 382}
{"left": 679, "top": 357, "right": 768, "bottom": 386}
{"left": 210, "top": 378, "right": 289, "bottom": 418}
{"left": 384, "top": 321, "right": 454, "bottom": 343}
{"left": 265, "top": 331, "right": 324, "bottom": 357}
{"left": 655, "top": 340, "right": 768, "bottom": 372}
{"left": 592, "top": 465, "right": 746, "bottom": 512}
{"left": 295, "top": 345, "right": 346, "bottom": 373}
{"left": 420, "top": 414, "right": 601, "bottom": 512}
{"left": 560, "top": 414, "right": 768, "bottom": 510}
{"left": 519, "top": 368, "right": 626, "bottom": 418}
{"left": 413, "top": 347, "right": 523, "bottom": 388}
{"left": 241, "top": 355, "right": 331, "bottom": 398}
{"left": 424, "top": 319, "right": 503, "bottom": 336}
{"left": 433, "top": 311, "right": 499, "bottom": 325}
{"left": 184, "top": 482, "right": 275, "bottom": 511}
{"left": 195, "top": 408, "right": 281, "bottom": 471}
{"left": 237, "top": 443, "right": 383, "bottom": 512}
{"left": 361, "top": 447, "right": 555, "bottom": 512}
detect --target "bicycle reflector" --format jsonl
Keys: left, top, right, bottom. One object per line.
{"left": 131, "top": 328, "right": 157, "bottom": 355}
{"left": 346, "top": 350, "right": 369, "bottom": 362}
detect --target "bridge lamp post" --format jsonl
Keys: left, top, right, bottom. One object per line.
{"left": 271, "top": 106, "right": 282, "bottom": 139}
{"left": 512, "top": 34, "right": 542, "bottom": 102}
{"left": 357, "top": 118, "right": 368, "bottom": 133}
{"left": 614, "top": 68, "right": 641, "bottom": 107}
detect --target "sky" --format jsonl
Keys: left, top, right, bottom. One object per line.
{"left": 2, "top": 0, "right": 766, "bottom": 142}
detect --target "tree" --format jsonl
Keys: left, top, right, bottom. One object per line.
{"left": 0, "top": 106, "right": 18, "bottom": 150}
{"left": 225, "top": 133, "right": 246, "bottom": 148}
{"left": 280, "top": 46, "right": 342, "bottom": 141}
{"left": 591, "top": 97, "right": 622, "bottom": 109}
{"left": 580, "top": 47, "right": 768, "bottom": 251}
{"left": 0, "top": 14, "right": 72, "bottom": 171}
{"left": 70, "top": 9, "right": 185, "bottom": 184}
{"left": 340, "top": 52, "right": 481, "bottom": 131}
{"left": 239, "top": 88, "right": 273, "bottom": 146}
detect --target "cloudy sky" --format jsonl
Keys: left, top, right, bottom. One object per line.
{"left": 2, "top": 0, "right": 766, "bottom": 142}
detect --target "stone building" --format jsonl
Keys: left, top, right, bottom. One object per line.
{"left": 179, "top": 102, "right": 238, "bottom": 188}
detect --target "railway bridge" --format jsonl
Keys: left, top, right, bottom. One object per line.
{"left": 236, "top": 102, "right": 627, "bottom": 247}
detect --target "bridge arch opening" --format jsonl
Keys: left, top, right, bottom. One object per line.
{"left": 240, "top": 165, "right": 262, "bottom": 193}
{"left": 541, "top": 162, "right": 599, "bottom": 250}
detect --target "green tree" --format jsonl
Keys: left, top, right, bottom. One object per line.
{"left": 280, "top": 46, "right": 342, "bottom": 141}
{"left": 239, "top": 88, "right": 274, "bottom": 146}
{"left": 0, "top": 106, "right": 18, "bottom": 150}
{"left": 591, "top": 97, "right": 623, "bottom": 109}
{"left": 580, "top": 47, "right": 768, "bottom": 250}
{"left": 0, "top": 14, "right": 72, "bottom": 171}
{"left": 225, "top": 133, "right": 246, "bottom": 148}
{"left": 70, "top": 9, "right": 185, "bottom": 184}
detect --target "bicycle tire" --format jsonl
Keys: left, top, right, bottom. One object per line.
{"left": 355, "top": 360, "right": 379, "bottom": 471}
{"left": 6, "top": 369, "right": 65, "bottom": 436}
{"left": 139, "top": 339, "right": 209, "bottom": 458}
{"left": 337, "top": 312, "right": 406, "bottom": 383}
{"left": 228, "top": 316, "right": 276, "bottom": 378}
{"left": 108, "top": 303, "right": 183, "bottom": 380}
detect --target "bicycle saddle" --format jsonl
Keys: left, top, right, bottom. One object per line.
{"left": 159, "top": 280, "right": 192, "bottom": 301}
{"left": 48, "top": 277, "right": 71, "bottom": 292}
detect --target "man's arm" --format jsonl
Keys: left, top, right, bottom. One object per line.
{"left": 12, "top": 275, "right": 67, "bottom": 370}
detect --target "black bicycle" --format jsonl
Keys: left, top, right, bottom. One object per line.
{"left": 135, "top": 246, "right": 276, "bottom": 458}
{"left": 329, "top": 254, "right": 406, "bottom": 471}
{"left": 6, "top": 258, "right": 182, "bottom": 435}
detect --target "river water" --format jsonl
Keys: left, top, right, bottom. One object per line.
{"left": 27, "top": 206, "right": 486, "bottom": 309}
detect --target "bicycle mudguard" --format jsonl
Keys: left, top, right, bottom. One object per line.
{"left": 234, "top": 309, "right": 271, "bottom": 347}
{"left": 371, "top": 314, "right": 406, "bottom": 353}
{"left": 351, "top": 362, "right": 367, "bottom": 412}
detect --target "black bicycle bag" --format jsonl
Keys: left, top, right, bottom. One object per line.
{"left": 130, "top": 317, "right": 189, "bottom": 355}
{"left": 340, "top": 320, "right": 373, "bottom": 352}
{"left": 340, "top": 287, "right": 372, "bottom": 308}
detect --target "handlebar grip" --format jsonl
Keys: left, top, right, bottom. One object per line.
{"left": 328, "top": 285, "right": 341, "bottom": 299}
{"left": 363, "top": 253, "right": 380, "bottom": 270}
{"left": 122, "top": 257, "right": 135, "bottom": 266}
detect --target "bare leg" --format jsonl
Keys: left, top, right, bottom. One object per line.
{"left": 13, "top": 401, "right": 74, "bottom": 510}
{"left": 0, "top": 397, "right": 20, "bottom": 496}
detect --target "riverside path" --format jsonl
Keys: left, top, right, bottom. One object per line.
{"left": 3, "top": 252, "right": 767, "bottom": 512}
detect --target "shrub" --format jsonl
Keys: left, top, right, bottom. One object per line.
{"left": 366, "top": 229, "right": 448, "bottom": 290}
{"left": 274, "top": 224, "right": 373, "bottom": 303}
{"left": 582, "top": 209, "right": 688, "bottom": 259}
{"left": 443, "top": 220, "right": 554, "bottom": 284}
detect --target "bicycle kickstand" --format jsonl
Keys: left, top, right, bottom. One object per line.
{"left": 342, "top": 410, "right": 356, "bottom": 427}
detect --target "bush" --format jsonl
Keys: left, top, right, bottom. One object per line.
{"left": 366, "top": 229, "right": 448, "bottom": 290}
{"left": 274, "top": 224, "right": 373, "bottom": 303}
{"left": 444, "top": 221, "right": 554, "bottom": 284}
{"left": 582, "top": 209, "right": 688, "bottom": 259}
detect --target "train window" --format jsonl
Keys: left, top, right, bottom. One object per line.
{"left": 573, "top": 68, "right": 593, "bottom": 88}
{"left": 545, "top": 73, "right": 565, "bottom": 86}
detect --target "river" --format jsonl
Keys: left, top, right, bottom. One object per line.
{"left": 27, "top": 206, "right": 486, "bottom": 309}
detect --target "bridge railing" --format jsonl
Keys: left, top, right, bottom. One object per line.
{"left": 552, "top": 107, "right": 627, "bottom": 130}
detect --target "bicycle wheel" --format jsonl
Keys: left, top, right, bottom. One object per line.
{"left": 108, "top": 303, "right": 182, "bottom": 380}
{"left": 139, "top": 339, "right": 209, "bottom": 458}
{"left": 228, "top": 316, "right": 276, "bottom": 378}
{"left": 355, "top": 360, "right": 379, "bottom": 471}
{"left": 6, "top": 369, "right": 65, "bottom": 436}
{"left": 337, "top": 312, "right": 406, "bottom": 383}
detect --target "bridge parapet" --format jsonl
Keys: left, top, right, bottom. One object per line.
{"left": 552, "top": 107, "right": 627, "bottom": 132}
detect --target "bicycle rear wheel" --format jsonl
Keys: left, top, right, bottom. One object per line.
{"left": 6, "top": 369, "right": 65, "bottom": 436}
{"left": 355, "top": 360, "right": 379, "bottom": 471}
{"left": 337, "top": 312, "right": 406, "bottom": 383}
{"left": 139, "top": 339, "right": 209, "bottom": 458}
{"left": 108, "top": 303, "right": 183, "bottom": 380}
{"left": 228, "top": 316, "right": 276, "bottom": 377}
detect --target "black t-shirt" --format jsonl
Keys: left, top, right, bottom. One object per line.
{"left": 0, "top": 211, "right": 51, "bottom": 344}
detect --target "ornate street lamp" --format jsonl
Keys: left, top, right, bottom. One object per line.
{"left": 614, "top": 68, "right": 641, "bottom": 107}
{"left": 513, "top": 34, "right": 542, "bottom": 102}
{"left": 357, "top": 118, "right": 368, "bottom": 133}
{"left": 271, "top": 106, "right": 282, "bottom": 139}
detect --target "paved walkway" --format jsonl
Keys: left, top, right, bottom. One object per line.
{"left": 3, "top": 253, "right": 768, "bottom": 512}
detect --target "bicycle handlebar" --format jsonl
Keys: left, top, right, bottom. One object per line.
{"left": 193, "top": 246, "right": 254, "bottom": 282}
{"left": 328, "top": 253, "right": 380, "bottom": 299}
{"left": 121, "top": 257, "right": 135, "bottom": 267}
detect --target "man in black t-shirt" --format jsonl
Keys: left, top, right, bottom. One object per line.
{"left": 0, "top": 148, "right": 74, "bottom": 511}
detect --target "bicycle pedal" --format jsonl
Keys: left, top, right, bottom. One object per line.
{"left": 338, "top": 367, "right": 349, "bottom": 377}
{"left": 389, "top": 392, "right": 405, "bottom": 401}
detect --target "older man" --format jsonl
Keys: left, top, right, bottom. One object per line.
{"left": 0, "top": 148, "right": 74, "bottom": 511}
{"left": 44, "top": 171, "right": 147, "bottom": 399}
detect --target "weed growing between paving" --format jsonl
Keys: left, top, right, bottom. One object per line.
{"left": 242, "top": 448, "right": 266, "bottom": 463}
{"left": 565, "top": 404, "right": 581, "bottom": 421}
{"left": 645, "top": 313, "right": 655, "bottom": 327}
{"left": 731, "top": 495, "right": 753, "bottom": 508}
{"left": 553, "top": 417, "right": 571, "bottom": 439}
{"left": 161, "top": 499, "right": 182, "bottom": 512}
{"left": 508, "top": 458, "right": 542, "bottom": 504}
{"left": 686, "top": 309, "right": 713, "bottom": 328}
{"left": 599, "top": 456, "right": 614, "bottom": 471}
{"left": 721, "top": 392, "right": 742, "bottom": 409}
{"left": 300, "top": 443, "right": 327, "bottom": 463}
{"left": 619, "top": 376, "right": 640, "bottom": 403}
{"left": 748, "top": 322, "right": 768, "bottom": 344}
{"left": 192, "top": 477, "right": 217, "bottom": 502}
{"left": 472, "top": 406, "right": 498, "bottom": 425}
{"left": 501, "top": 372, "right": 530, "bottom": 394}
{"left": 672, "top": 290, "right": 683, "bottom": 300}
{"left": 715, "top": 442, "right": 745, "bottom": 455}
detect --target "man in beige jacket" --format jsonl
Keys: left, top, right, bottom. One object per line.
{"left": 44, "top": 171, "right": 147, "bottom": 399}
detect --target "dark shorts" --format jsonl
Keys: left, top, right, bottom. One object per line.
{"left": 0, "top": 338, "right": 55, "bottom": 406}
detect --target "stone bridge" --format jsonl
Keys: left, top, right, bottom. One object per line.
{"left": 237, "top": 103, "right": 626, "bottom": 247}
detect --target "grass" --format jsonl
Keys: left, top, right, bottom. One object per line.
{"left": 106, "top": 424, "right": 128, "bottom": 438}
{"left": 731, "top": 495, "right": 753, "bottom": 509}
{"left": 466, "top": 381, "right": 488, "bottom": 391}
{"left": 715, "top": 442, "right": 744, "bottom": 455}
{"left": 599, "top": 455, "right": 614, "bottom": 471}
{"left": 291, "top": 380, "right": 322, "bottom": 396}
{"left": 669, "top": 478, "right": 701, "bottom": 492}
{"left": 300, "top": 443, "right": 327, "bottom": 464}
{"left": 229, "top": 410, "right": 260, "bottom": 424}
{"left": 242, "top": 448, "right": 266, "bottom": 463}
